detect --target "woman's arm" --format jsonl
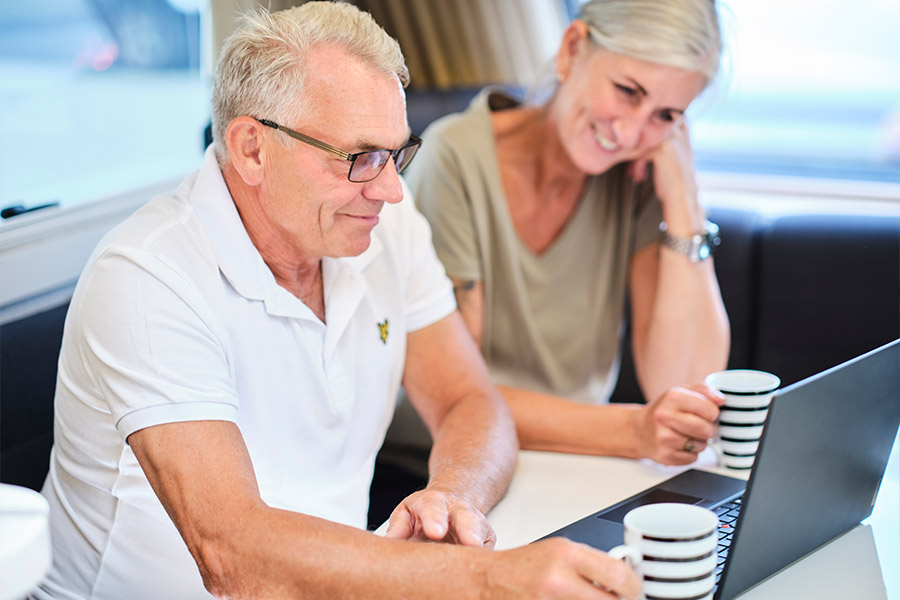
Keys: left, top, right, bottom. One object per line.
{"left": 628, "top": 242, "right": 730, "bottom": 401}
{"left": 627, "top": 122, "right": 730, "bottom": 402}
{"left": 450, "top": 278, "right": 722, "bottom": 465}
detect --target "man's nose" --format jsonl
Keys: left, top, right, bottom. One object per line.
{"left": 362, "top": 157, "right": 404, "bottom": 204}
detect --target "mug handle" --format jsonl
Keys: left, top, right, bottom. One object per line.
{"left": 608, "top": 544, "right": 642, "bottom": 568}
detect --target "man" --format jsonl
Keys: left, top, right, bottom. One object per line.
{"left": 38, "top": 3, "right": 640, "bottom": 598}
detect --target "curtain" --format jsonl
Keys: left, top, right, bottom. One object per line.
{"left": 352, "top": 0, "right": 568, "bottom": 88}
{"left": 209, "top": 0, "right": 569, "bottom": 88}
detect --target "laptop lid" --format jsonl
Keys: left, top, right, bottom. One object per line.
{"left": 716, "top": 338, "right": 900, "bottom": 599}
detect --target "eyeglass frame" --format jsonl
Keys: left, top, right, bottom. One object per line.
{"left": 256, "top": 118, "right": 422, "bottom": 183}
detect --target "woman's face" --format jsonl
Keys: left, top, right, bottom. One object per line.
{"left": 554, "top": 27, "right": 708, "bottom": 175}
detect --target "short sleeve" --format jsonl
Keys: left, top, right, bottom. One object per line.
{"left": 74, "top": 248, "right": 238, "bottom": 439}
{"left": 405, "top": 120, "right": 483, "bottom": 282}
{"left": 630, "top": 176, "right": 664, "bottom": 254}
{"left": 397, "top": 179, "right": 457, "bottom": 333}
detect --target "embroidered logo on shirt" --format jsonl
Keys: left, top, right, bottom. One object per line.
{"left": 377, "top": 319, "right": 389, "bottom": 344}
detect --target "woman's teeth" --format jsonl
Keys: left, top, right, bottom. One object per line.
{"left": 594, "top": 130, "right": 618, "bottom": 151}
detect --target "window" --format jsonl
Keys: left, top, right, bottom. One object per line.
{"left": 3, "top": 0, "right": 897, "bottom": 221}
{"left": 572, "top": 0, "right": 900, "bottom": 184}
{"left": 692, "top": 0, "right": 900, "bottom": 183}
{"left": 0, "top": 0, "right": 209, "bottom": 215}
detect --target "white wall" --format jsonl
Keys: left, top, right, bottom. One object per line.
{"left": 0, "top": 177, "right": 181, "bottom": 324}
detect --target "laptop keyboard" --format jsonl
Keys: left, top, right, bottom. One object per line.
{"left": 714, "top": 497, "right": 742, "bottom": 583}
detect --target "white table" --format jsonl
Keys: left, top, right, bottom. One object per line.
{"left": 488, "top": 433, "right": 900, "bottom": 599}
{"left": 0, "top": 483, "right": 52, "bottom": 600}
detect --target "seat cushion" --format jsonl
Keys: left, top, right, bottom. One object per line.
{"left": 754, "top": 213, "right": 900, "bottom": 386}
{"left": 0, "top": 302, "right": 68, "bottom": 491}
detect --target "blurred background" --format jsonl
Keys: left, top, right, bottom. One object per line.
{"left": 0, "top": 0, "right": 898, "bottom": 215}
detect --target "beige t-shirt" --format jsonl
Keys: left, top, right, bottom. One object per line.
{"left": 406, "top": 88, "right": 662, "bottom": 404}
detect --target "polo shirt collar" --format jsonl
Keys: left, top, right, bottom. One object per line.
{"left": 189, "top": 147, "right": 382, "bottom": 322}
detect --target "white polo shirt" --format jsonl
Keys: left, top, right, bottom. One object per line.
{"left": 38, "top": 147, "right": 455, "bottom": 600}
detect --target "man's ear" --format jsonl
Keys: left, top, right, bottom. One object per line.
{"left": 224, "top": 116, "right": 269, "bottom": 186}
{"left": 556, "top": 19, "right": 590, "bottom": 83}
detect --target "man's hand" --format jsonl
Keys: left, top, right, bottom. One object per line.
{"left": 384, "top": 487, "right": 497, "bottom": 548}
{"left": 484, "top": 537, "right": 642, "bottom": 600}
{"left": 632, "top": 384, "right": 724, "bottom": 465}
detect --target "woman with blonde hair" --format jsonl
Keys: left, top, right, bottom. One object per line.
{"left": 404, "top": 0, "right": 730, "bottom": 464}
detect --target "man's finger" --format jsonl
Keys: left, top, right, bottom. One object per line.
{"left": 410, "top": 495, "right": 450, "bottom": 541}
{"left": 448, "top": 507, "right": 494, "bottom": 548}
{"left": 575, "top": 545, "right": 642, "bottom": 600}
{"left": 384, "top": 505, "right": 414, "bottom": 540}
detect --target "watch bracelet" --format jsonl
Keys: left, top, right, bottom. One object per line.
{"left": 658, "top": 220, "right": 721, "bottom": 261}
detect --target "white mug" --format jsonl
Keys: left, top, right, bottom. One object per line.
{"left": 705, "top": 370, "right": 780, "bottom": 470}
{"left": 609, "top": 503, "right": 719, "bottom": 600}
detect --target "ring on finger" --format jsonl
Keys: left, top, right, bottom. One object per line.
{"left": 682, "top": 438, "right": 698, "bottom": 453}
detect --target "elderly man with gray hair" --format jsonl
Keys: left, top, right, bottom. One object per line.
{"left": 37, "top": 3, "right": 640, "bottom": 599}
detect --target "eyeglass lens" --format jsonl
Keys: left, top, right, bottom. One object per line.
{"left": 394, "top": 143, "right": 419, "bottom": 173}
{"left": 348, "top": 141, "right": 420, "bottom": 182}
{"left": 350, "top": 151, "right": 390, "bottom": 182}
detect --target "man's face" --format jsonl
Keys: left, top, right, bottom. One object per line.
{"left": 260, "top": 44, "right": 409, "bottom": 261}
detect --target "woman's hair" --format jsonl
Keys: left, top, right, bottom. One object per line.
{"left": 211, "top": 1, "right": 409, "bottom": 162}
{"left": 579, "top": 0, "right": 722, "bottom": 82}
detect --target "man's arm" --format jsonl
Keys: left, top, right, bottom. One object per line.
{"left": 385, "top": 310, "right": 518, "bottom": 546}
{"left": 130, "top": 419, "right": 639, "bottom": 599}
{"left": 129, "top": 419, "right": 476, "bottom": 598}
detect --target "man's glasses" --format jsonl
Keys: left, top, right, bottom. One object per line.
{"left": 257, "top": 118, "right": 421, "bottom": 183}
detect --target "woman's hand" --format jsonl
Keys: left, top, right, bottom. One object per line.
{"left": 630, "top": 384, "right": 724, "bottom": 465}
{"left": 628, "top": 120, "right": 705, "bottom": 236}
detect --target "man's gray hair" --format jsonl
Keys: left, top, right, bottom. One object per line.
{"left": 211, "top": 1, "right": 409, "bottom": 163}
{"left": 579, "top": 0, "right": 722, "bottom": 83}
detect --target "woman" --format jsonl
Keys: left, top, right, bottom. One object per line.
{"left": 404, "top": 0, "right": 730, "bottom": 465}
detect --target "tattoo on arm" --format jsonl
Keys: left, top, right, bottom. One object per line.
{"left": 453, "top": 280, "right": 476, "bottom": 294}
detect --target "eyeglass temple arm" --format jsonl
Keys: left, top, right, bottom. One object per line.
{"left": 256, "top": 119, "right": 353, "bottom": 161}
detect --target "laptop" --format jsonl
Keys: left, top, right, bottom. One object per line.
{"left": 540, "top": 339, "right": 900, "bottom": 600}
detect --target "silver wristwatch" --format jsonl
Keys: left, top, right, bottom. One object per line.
{"left": 659, "top": 220, "right": 721, "bottom": 262}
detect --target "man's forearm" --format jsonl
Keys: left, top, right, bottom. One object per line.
{"left": 426, "top": 389, "right": 518, "bottom": 513}
{"left": 401, "top": 312, "right": 518, "bottom": 517}
{"left": 206, "top": 505, "right": 499, "bottom": 599}
{"left": 132, "top": 420, "right": 502, "bottom": 599}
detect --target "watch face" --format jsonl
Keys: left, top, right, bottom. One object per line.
{"left": 698, "top": 244, "right": 711, "bottom": 261}
{"left": 659, "top": 221, "right": 719, "bottom": 262}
